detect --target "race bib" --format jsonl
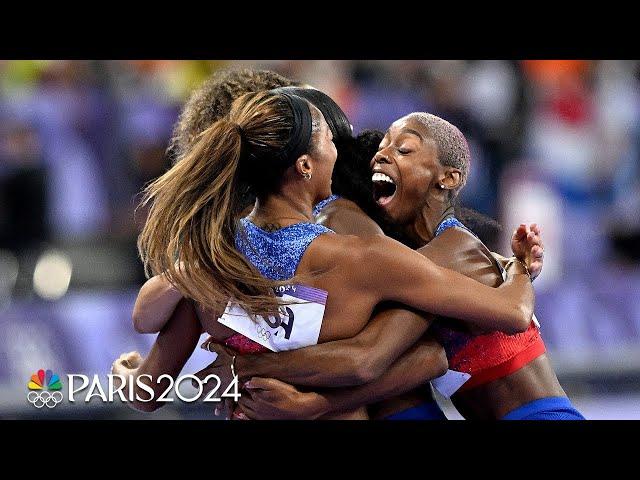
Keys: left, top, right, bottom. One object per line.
{"left": 431, "top": 369, "right": 471, "bottom": 398}
{"left": 218, "top": 285, "right": 328, "bottom": 352}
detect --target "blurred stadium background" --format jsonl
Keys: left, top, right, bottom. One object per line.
{"left": 1, "top": 60, "right": 639, "bottom": 419}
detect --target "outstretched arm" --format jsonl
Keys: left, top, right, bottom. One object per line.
{"left": 236, "top": 338, "right": 447, "bottom": 420}
{"left": 358, "top": 233, "right": 536, "bottom": 334}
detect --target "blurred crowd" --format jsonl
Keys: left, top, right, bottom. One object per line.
{"left": 1, "top": 60, "right": 640, "bottom": 385}
{"left": 2, "top": 60, "right": 639, "bottom": 261}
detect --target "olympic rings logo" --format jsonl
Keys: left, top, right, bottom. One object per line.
{"left": 255, "top": 325, "right": 272, "bottom": 341}
{"left": 27, "top": 390, "right": 63, "bottom": 409}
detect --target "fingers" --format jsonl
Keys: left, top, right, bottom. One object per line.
{"left": 525, "top": 228, "right": 543, "bottom": 259}
{"left": 116, "top": 351, "right": 142, "bottom": 369}
{"left": 514, "top": 224, "right": 543, "bottom": 245}
{"left": 527, "top": 224, "right": 543, "bottom": 244}
{"left": 529, "top": 262, "right": 543, "bottom": 280}
{"left": 238, "top": 394, "right": 258, "bottom": 412}
{"left": 244, "top": 376, "right": 280, "bottom": 391}
{"left": 233, "top": 411, "right": 250, "bottom": 420}
{"left": 193, "top": 359, "right": 222, "bottom": 381}
{"left": 529, "top": 235, "right": 544, "bottom": 279}
{"left": 238, "top": 392, "right": 274, "bottom": 420}
{"left": 530, "top": 259, "right": 543, "bottom": 270}
{"left": 513, "top": 224, "right": 527, "bottom": 240}
{"left": 526, "top": 230, "right": 542, "bottom": 247}
{"left": 118, "top": 351, "right": 135, "bottom": 361}
{"left": 231, "top": 403, "right": 250, "bottom": 420}
{"left": 191, "top": 360, "right": 230, "bottom": 395}
{"left": 200, "top": 338, "right": 223, "bottom": 357}
{"left": 534, "top": 230, "right": 543, "bottom": 250}
{"left": 237, "top": 401, "right": 262, "bottom": 420}
{"left": 197, "top": 375, "right": 228, "bottom": 399}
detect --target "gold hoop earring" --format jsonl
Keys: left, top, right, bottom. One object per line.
{"left": 303, "top": 173, "right": 312, "bottom": 181}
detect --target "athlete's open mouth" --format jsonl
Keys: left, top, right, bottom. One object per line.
{"left": 372, "top": 172, "right": 397, "bottom": 207}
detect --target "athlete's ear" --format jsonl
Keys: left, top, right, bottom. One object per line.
{"left": 295, "top": 155, "right": 313, "bottom": 179}
{"left": 440, "top": 168, "right": 462, "bottom": 191}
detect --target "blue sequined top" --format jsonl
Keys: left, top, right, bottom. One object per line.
{"left": 435, "top": 216, "right": 501, "bottom": 272}
{"left": 434, "top": 216, "right": 477, "bottom": 239}
{"left": 312, "top": 194, "right": 341, "bottom": 217}
{"left": 235, "top": 218, "right": 333, "bottom": 281}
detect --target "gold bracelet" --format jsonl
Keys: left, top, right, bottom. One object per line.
{"left": 505, "top": 258, "right": 532, "bottom": 282}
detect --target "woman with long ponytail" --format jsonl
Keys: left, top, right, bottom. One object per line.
{"left": 114, "top": 89, "right": 539, "bottom": 418}
{"left": 138, "top": 93, "right": 299, "bottom": 319}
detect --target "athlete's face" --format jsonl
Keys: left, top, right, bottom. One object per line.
{"left": 308, "top": 106, "right": 338, "bottom": 201}
{"left": 370, "top": 117, "right": 441, "bottom": 225}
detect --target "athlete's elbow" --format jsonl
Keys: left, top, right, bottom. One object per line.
{"left": 352, "top": 363, "right": 380, "bottom": 384}
{"left": 355, "top": 342, "right": 393, "bottom": 383}
{"left": 359, "top": 358, "right": 387, "bottom": 383}
{"left": 506, "top": 304, "right": 532, "bottom": 334}
{"left": 346, "top": 349, "right": 385, "bottom": 384}
{"left": 132, "top": 312, "right": 145, "bottom": 333}
{"left": 419, "top": 340, "right": 448, "bottom": 379}
{"left": 132, "top": 310, "right": 155, "bottom": 334}
{"left": 432, "top": 346, "right": 449, "bottom": 379}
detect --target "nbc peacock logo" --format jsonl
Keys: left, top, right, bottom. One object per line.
{"left": 27, "top": 369, "right": 63, "bottom": 409}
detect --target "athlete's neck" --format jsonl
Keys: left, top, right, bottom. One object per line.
{"left": 248, "top": 190, "right": 315, "bottom": 227}
{"left": 404, "top": 199, "right": 455, "bottom": 247}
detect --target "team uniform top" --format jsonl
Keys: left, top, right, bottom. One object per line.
{"left": 223, "top": 217, "right": 333, "bottom": 354}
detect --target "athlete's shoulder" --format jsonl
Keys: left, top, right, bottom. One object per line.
{"left": 305, "top": 230, "right": 384, "bottom": 271}
{"left": 421, "top": 226, "right": 501, "bottom": 282}
{"left": 317, "top": 198, "right": 383, "bottom": 237}
{"left": 432, "top": 224, "right": 484, "bottom": 249}
{"left": 309, "top": 230, "right": 369, "bottom": 255}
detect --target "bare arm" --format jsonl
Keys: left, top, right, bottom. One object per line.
{"left": 132, "top": 274, "right": 183, "bottom": 333}
{"left": 198, "top": 305, "right": 432, "bottom": 388}
{"left": 196, "top": 227, "right": 539, "bottom": 389}
{"left": 237, "top": 338, "right": 448, "bottom": 420}
{"left": 113, "top": 298, "right": 202, "bottom": 412}
{"left": 358, "top": 234, "right": 534, "bottom": 334}
{"left": 244, "top": 306, "right": 432, "bottom": 386}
